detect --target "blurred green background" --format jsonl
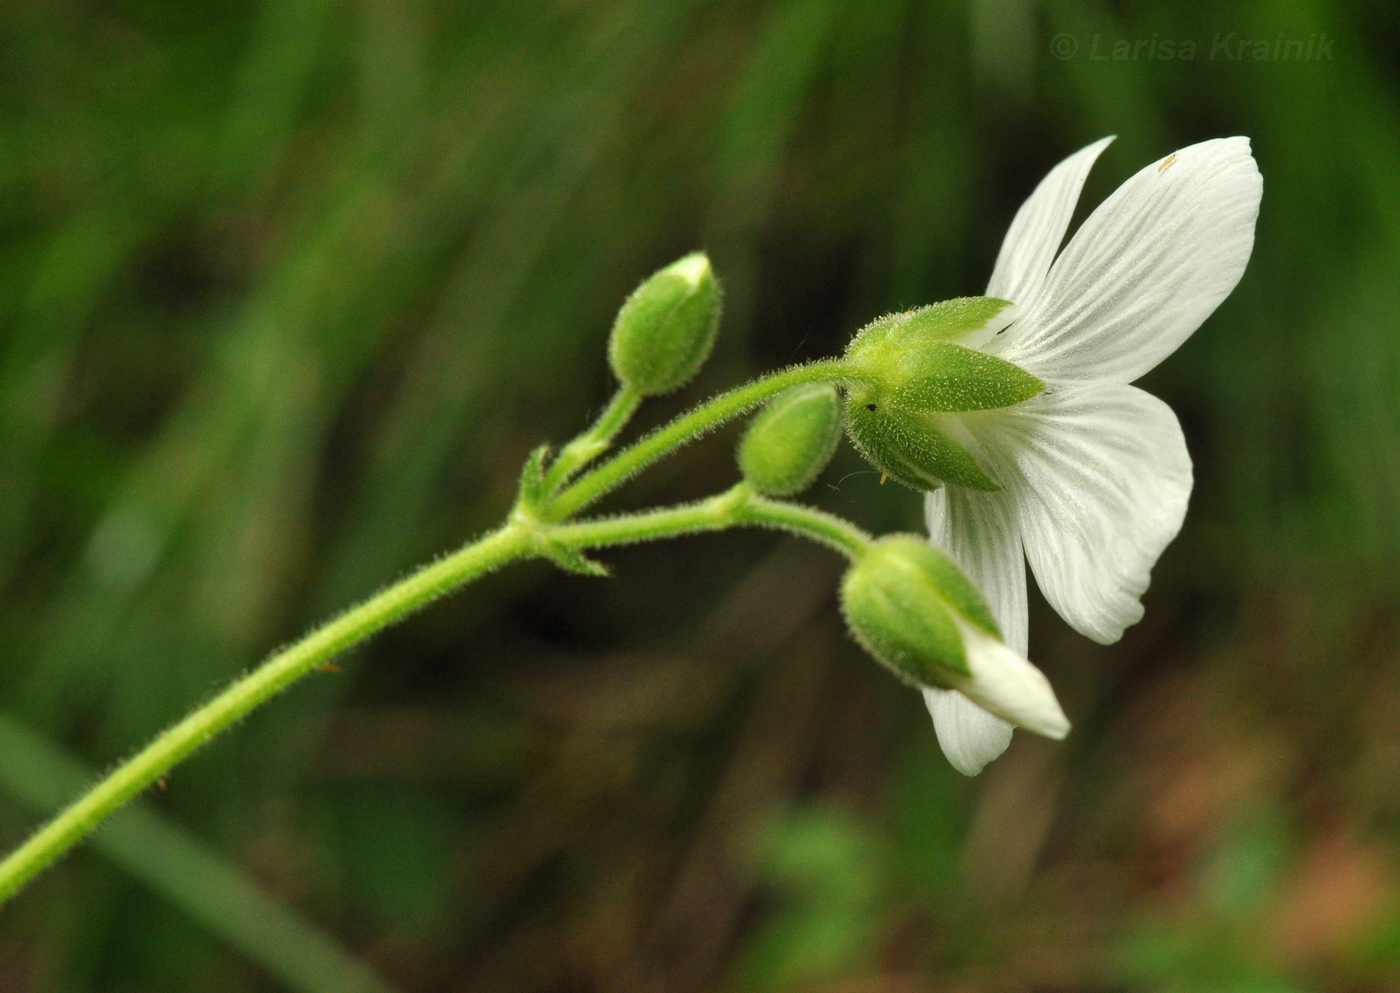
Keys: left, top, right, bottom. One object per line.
{"left": 2, "top": 0, "right": 1399, "bottom": 990}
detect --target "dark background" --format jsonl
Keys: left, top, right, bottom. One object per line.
{"left": 2, "top": 1, "right": 1399, "bottom": 990}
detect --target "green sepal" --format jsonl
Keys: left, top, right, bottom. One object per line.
{"left": 839, "top": 296, "right": 1043, "bottom": 490}
{"left": 849, "top": 296, "right": 1013, "bottom": 352}
{"left": 738, "top": 383, "right": 842, "bottom": 497}
{"left": 914, "top": 548, "right": 1000, "bottom": 639}
{"left": 538, "top": 540, "right": 611, "bottom": 577}
{"left": 840, "top": 536, "right": 976, "bottom": 688}
{"left": 843, "top": 389, "right": 998, "bottom": 492}
{"left": 517, "top": 444, "right": 551, "bottom": 509}
{"left": 892, "top": 343, "right": 1044, "bottom": 412}
{"left": 844, "top": 298, "right": 1042, "bottom": 415}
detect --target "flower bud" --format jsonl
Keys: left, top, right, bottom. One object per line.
{"left": 841, "top": 298, "right": 1044, "bottom": 491}
{"left": 738, "top": 383, "right": 841, "bottom": 496}
{"left": 608, "top": 252, "right": 721, "bottom": 396}
{"left": 840, "top": 536, "right": 1068, "bottom": 738}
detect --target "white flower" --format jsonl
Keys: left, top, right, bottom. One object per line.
{"left": 923, "top": 136, "right": 1262, "bottom": 775}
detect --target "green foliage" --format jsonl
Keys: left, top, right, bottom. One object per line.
{"left": 515, "top": 445, "right": 553, "bottom": 512}
{"left": 729, "top": 807, "right": 884, "bottom": 991}
{"left": 536, "top": 539, "right": 612, "bottom": 578}
{"left": 325, "top": 785, "right": 462, "bottom": 930}
{"left": 1115, "top": 808, "right": 1309, "bottom": 993}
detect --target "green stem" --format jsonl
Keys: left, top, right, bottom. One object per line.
{"left": 0, "top": 354, "right": 872, "bottom": 905}
{"left": 549, "top": 490, "right": 743, "bottom": 547}
{"left": 0, "top": 524, "right": 532, "bottom": 906}
{"left": 541, "top": 385, "right": 642, "bottom": 493}
{"left": 736, "top": 491, "right": 873, "bottom": 560}
{"left": 542, "top": 359, "right": 853, "bottom": 521}
{"left": 550, "top": 483, "right": 872, "bottom": 561}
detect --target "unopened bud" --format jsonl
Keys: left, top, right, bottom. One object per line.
{"left": 738, "top": 383, "right": 841, "bottom": 496}
{"left": 608, "top": 253, "right": 721, "bottom": 396}
{"left": 841, "top": 298, "right": 1044, "bottom": 491}
{"left": 841, "top": 535, "right": 995, "bottom": 684}
{"left": 840, "top": 535, "right": 1068, "bottom": 738}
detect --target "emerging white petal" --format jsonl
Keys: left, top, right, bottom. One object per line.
{"left": 995, "top": 137, "right": 1262, "bottom": 385}
{"left": 943, "top": 617, "right": 1069, "bottom": 739}
{"left": 988, "top": 383, "right": 1193, "bottom": 644}
{"left": 922, "top": 689, "right": 1015, "bottom": 776}
{"left": 922, "top": 485, "right": 1028, "bottom": 774}
{"left": 984, "top": 136, "right": 1115, "bottom": 317}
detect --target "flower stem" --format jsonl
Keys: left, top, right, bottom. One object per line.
{"left": 550, "top": 483, "right": 872, "bottom": 561}
{"left": 0, "top": 363, "right": 869, "bottom": 907}
{"left": 0, "top": 524, "right": 532, "bottom": 906}
{"left": 736, "top": 491, "right": 873, "bottom": 560}
{"left": 541, "top": 385, "right": 642, "bottom": 493}
{"left": 542, "top": 359, "right": 853, "bottom": 521}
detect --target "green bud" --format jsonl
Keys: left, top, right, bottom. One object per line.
{"left": 738, "top": 383, "right": 842, "bottom": 496}
{"left": 840, "top": 535, "right": 1000, "bottom": 690}
{"left": 841, "top": 298, "right": 1044, "bottom": 491}
{"left": 842, "top": 536, "right": 1070, "bottom": 741}
{"left": 608, "top": 252, "right": 721, "bottom": 396}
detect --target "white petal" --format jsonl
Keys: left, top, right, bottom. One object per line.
{"left": 944, "top": 617, "right": 1069, "bottom": 739}
{"left": 984, "top": 136, "right": 1115, "bottom": 315}
{"left": 987, "top": 384, "right": 1193, "bottom": 644}
{"left": 922, "top": 688, "right": 1014, "bottom": 776}
{"left": 924, "top": 486, "right": 1028, "bottom": 654}
{"left": 921, "top": 485, "right": 1027, "bottom": 774}
{"left": 996, "top": 137, "right": 1262, "bottom": 384}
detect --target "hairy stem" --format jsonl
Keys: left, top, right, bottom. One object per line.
{"left": 735, "top": 491, "right": 873, "bottom": 559}
{"left": 542, "top": 359, "right": 852, "bottom": 521}
{"left": 551, "top": 483, "right": 872, "bottom": 561}
{"left": 0, "top": 363, "right": 871, "bottom": 907}
{"left": 541, "top": 385, "right": 643, "bottom": 493}
{"left": 0, "top": 525, "right": 532, "bottom": 905}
